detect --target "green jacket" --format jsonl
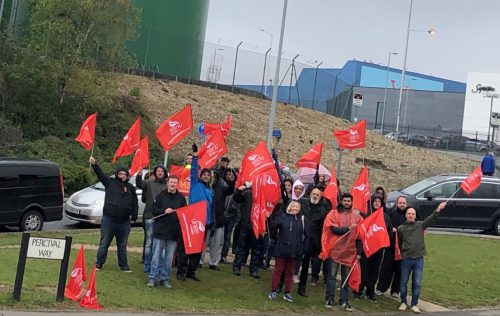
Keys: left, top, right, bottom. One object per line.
{"left": 397, "top": 211, "right": 439, "bottom": 259}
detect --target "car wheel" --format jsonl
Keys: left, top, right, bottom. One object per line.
{"left": 20, "top": 210, "right": 44, "bottom": 231}
{"left": 494, "top": 218, "right": 500, "bottom": 236}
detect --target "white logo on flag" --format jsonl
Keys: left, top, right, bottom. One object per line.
{"left": 168, "top": 120, "right": 182, "bottom": 135}
{"left": 190, "top": 219, "right": 205, "bottom": 235}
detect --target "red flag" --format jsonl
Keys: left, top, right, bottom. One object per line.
{"left": 350, "top": 166, "right": 370, "bottom": 214}
{"left": 155, "top": 104, "right": 194, "bottom": 151}
{"left": 169, "top": 165, "right": 191, "bottom": 196}
{"left": 204, "top": 115, "right": 232, "bottom": 138}
{"left": 357, "top": 208, "right": 390, "bottom": 257}
{"left": 129, "top": 137, "right": 150, "bottom": 176}
{"left": 79, "top": 264, "right": 103, "bottom": 310}
{"left": 64, "top": 244, "right": 87, "bottom": 301}
{"left": 323, "top": 164, "right": 339, "bottom": 209}
{"left": 251, "top": 168, "right": 281, "bottom": 238}
{"left": 198, "top": 129, "right": 227, "bottom": 169}
{"left": 348, "top": 258, "right": 361, "bottom": 292}
{"left": 394, "top": 232, "right": 402, "bottom": 261}
{"left": 333, "top": 120, "right": 366, "bottom": 150}
{"left": 177, "top": 201, "right": 207, "bottom": 255}
{"left": 296, "top": 142, "right": 323, "bottom": 169}
{"left": 236, "top": 141, "right": 275, "bottom": 187}
{"left": 75, "top": 113, "right": 97, "bottom": 150}
{"left": 112, "top": 119, "right": 141, "bottom": 163}
{"left": 461, "top": 166, "right": 482, "bottom": 195}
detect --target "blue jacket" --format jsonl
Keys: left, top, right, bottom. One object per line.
{"left": 481, "top": 154, "right": 496, "bottom": 174}
{"left": 189, "top": 156, "right": 214, "bottom": 225}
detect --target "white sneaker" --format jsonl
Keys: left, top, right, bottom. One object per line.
{"left": 292, "top": 274, "right": 299, "bottom": 284}
{"left": 410, "top": 305, "right": 421, "bottom": 314}
{"left": 391, "top": 292, "right": 400, "bottom": 298}
{"left": 399, "top": 303, "right": 407, "bottom": 311}
{"left": 374, "top": 289, "right": 384, "bottom": 296}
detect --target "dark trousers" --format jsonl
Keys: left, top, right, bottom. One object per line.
{"left": 96, "top": 216, "right": 131, "bottom": 269}
{"left": 221, "top": 217, "right": 235, "bottom": 258}
{"left": 176, "top": 235, "right": 202, "bottom": 278}
{"left": 272, "top": 257, "right": 296, "bottom": 293}
{"left": 232, "top": 222, "right": 241, "bottom": 254}
{"left": 298, "top": 241, "right": 322, "bottom": 292}
{"left": 377, "top": 247, "right": 401, "bottom": 294}
{"left": 232, "top": 226, "right": 261, "bottom": 273}
{"left": 355, "top": 250, "right": 383, "bottom": 296}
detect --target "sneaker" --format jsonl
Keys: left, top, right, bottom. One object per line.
{"left": 292, "top": 274, "right": 299, "bottom": 284}
{"left": 176, "top": 274, "right": 186, "bottom": 281}
{"left": 325, "top": 299, "right": 333, "bottom": 308}
{"left": 410, "top": 305, "right": 421, "bottom": 314}
{"left": 209, "top": 265, "right": 220, "bottom": 271}
{"left": 311, "top": 277, "right": 318, "bottom": 286}
{"left": 160, "top": 280, "right": 172, "bottom": 288}
{"left": 250, "top": 271, "right": 260, "bottom": 279}
{"left": 283, "top": 293, "right": 294, "bottom": 302}
{"left": 366, "top": 295, "right": 377, "bottom": 302}
{"left": 268, "top": 291, "right": 278, "bottom": 300}
{"left": 233, "top": 268, "right": 241, "bottom": 276}
{"left": 121, "top": 267, "right": 132, "bottom": 273}
{"left": 95, "top": 263, "right": 102, "bottom": 271}
{"left": 187, "top": 275, "right": 201, "bottom": 282}
{"left": 341, "top": 302, "right": 353, "bottom": 312}
{"left": 374, "top": 289, "right": 384, "bottom": 296}
{"left": 399, "top": 303, "right": 408, "bottom": 311}
{"left": 147, "top": 279, "right": 155, "bottom": 287}
{"left": 391, "top": 292, "right": 400, "bottom": 298}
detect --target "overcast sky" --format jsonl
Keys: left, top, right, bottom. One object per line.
{"left": 205, "top": 0, "right": 500, "bottom": 83}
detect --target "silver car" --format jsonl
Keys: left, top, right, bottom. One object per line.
{"left": 64, "top": 173, "right": 146, "bottom": 224}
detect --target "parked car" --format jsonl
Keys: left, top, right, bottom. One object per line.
{"left": 386, "top": 174, "right": 500, "bottom": 235}
{"left": 397, "top": 133, "right": 411, "bottom": 143}
{"left": 464, "top": 139, "right": 490, "bottom": 153}
{"left": 65, "top": 172, "right": 146, "bottom": 225}
{"left": 424, "top": 136, "right": 441, "bottom": 148}
{"left": 0, "top": 158, "right": 64, "bottom": 231}
{"left": 438, "top": 136, "right": 469, "bottom": 150}
{"left": 408, "top": 135, "right": 427, "bottom": 147}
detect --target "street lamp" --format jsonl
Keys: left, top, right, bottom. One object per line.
{"left": 381, "top": 52, "right": 399, "bottom": 133}
{"left": 211, "top": 48, "right": 223, "bottom": 83}
{"left": 231, "top": 41, "right": 243, "bottom": 92}
{"left": 266, "top": 0, "right": 288, "bottom": 150}
{"left": 395, "top": 0, "right": 436, "bottom": 136}
{"left": 311, "top": 61, "right": 323, "bottom": 110}
{"left": 403, "top": 78, "right": 417, "bottom": 128}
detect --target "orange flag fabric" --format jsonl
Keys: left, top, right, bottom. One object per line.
{"left": 322, "top": 164, "right": 339, "bottom": 210}
{"left": 155, "top": 104, "right": 194, "bottom": 151}
{"left": 177, "top": 201, "right": 207, "bottom": 255}
{"left": 350, "top": 166, "right": 370, "bottom": 214}
{"left": 357, "top": 208, "right": 390, "bottom": 257}
{"left": 333, "top": 120, "right": 366, "bottom": 150}
{"left": 461, "top": 165, "right": 482, "bottom": 195}
{"left": 236, "top": 141, "right": 275, "bottom": 187}
{"left": 129, "top": 137, "right": 149, "bottom": 176}
{"left": 203, "top": 115, "right": 232, "bottom": 138}
{"left": 169, "top": 165, "right": 191, "bottom": 196}
{"left": 295, "top": 142, "right": 323, "bottom": 169}
{"left": 198, "top": 129, "right": 227, "bottom": 169}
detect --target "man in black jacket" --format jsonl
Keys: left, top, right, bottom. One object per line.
{"left": 90, "top": 157, "right": 138, "bottom": 272}
{"left": 147, "top": 175, "right": 186, "bottom": 288}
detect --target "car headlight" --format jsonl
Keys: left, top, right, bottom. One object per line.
{"left": 92, "top": 199, "right": 104, "bottom": 207}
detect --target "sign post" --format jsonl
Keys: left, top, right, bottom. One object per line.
{"left": 13, "top": 233, "right": 72, "bottom": 302}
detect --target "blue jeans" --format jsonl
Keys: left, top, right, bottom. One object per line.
{"left": 325, "top": 260, "right": 349, "bottom": 303}
{"left": 400, "top": 256, "right": 424, "bottom": 307}
{"left": 143, "top": 219, "right": 154, "bottom": 272}
{"left": 96, "top": 216, "right": 131, "bottom": 269}
{"left": 149, "top": 239, "right": 177, "bottom": 282}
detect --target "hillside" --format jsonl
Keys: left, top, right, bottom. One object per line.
{"left": 117, "top": 74, "right": 476, "bottom": 191}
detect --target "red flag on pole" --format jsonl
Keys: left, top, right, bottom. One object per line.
{"left": 198, "top": 129, "right": 227, "bottom": 169}
{"left": 350, "top": 166, "right": 370, "bottom": 214}
{"left": 357, "top": 208, "right": 390, "bottom": 257}
{"left": 251, "top": 168, "right": 281, "bottom": 238}
{"left": 112, "top": 119, "right": 141, "bottom": 162}
{"left": 129, "top": 137, "right": 150, "bottom": 176}
{"left": 155, "top": 104, "right": 194, "bottom": 151}
{"left": 177, "top": 201, "right": 207, "bottom": 255}
{"left": 348, "top": 258, "right": 361, "bottom": 292}
{"left": 323, "top": 164, "right": 339, "bottom": 210}
{"left": 203, "top": 115, "right": 232, "bottom": 138}
{"left": 333, "top": 120, "right": 366, "bottom": 150}
{"left": 296, "top": 142, "right": 323, "bottom": 169}
{"left": 64, "top": 244, "right": 87, "bottom": 301}
{"left": 394, "top": 232, "right": 402, "bottom": 261}
{"left": 169, "top": 165, "right": 191, "bottom": 196}
{"left": 75, "top": 113, "right": 97, "bottom": 150}
{"left": 461, "top": 166, "right": 482, "bottom": 195}
{"left": 236, "top": 141, "right": 275, "bottom": 187}
{"left": 79, "top": 264, "right": 103, "bottom": 310}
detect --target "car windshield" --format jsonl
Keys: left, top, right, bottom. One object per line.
{"left": 92, "top": 175, "right": 137, "bottom": 191}
{"left": 401, "top": 178, "right": 437, "bottom": 195}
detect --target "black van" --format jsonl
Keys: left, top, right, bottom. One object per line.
{"left": 0, "top": 158, "right": 64, "bottom": 231}
{"left": 387, "top": 174, "right": 500, "bottom": 235}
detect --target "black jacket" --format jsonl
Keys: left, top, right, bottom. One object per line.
{"left": 151, "top": 190, "right": 187, "bottom": 241}
{"left": 92, "top": 164, "right": 138, "bottom": 223}
{"left": 272, "top": 212, "right": 309, "bottom": 258}
{"left": 233, "top": 187, "right": 253, "bottom": 229}
{"left": 212, "top": 177, "right": 235, "bottom": 228}
{"left": 306, "top": 201, "right": 328, "bottom": 247}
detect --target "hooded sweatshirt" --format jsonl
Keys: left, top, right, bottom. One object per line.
{"left": 189, "top": 156, "right": 214, "bottom": 225}
{"left": 136, "top": 165, "right": 168, "bottom": 219}
{"left": 291, "top": 179, "right": 306, "bottom": 200}
{"left": 92, "top": 163, "right": 138, "bottom": 223}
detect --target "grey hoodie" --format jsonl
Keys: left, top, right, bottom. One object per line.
{"left": 136, "top": 166, "right": 168, "bottom": 219}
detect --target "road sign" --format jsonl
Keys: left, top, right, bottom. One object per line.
{"left": 272, "top": 129, "right": 282, "bottom": 140}
{"left": 353, "top": 93, "right": 363, "bottom": 106}
{"left": 491, "top": 112, "right": 500, "bottom": 126}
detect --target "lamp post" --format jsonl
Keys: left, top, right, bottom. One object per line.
{"left": 395, "top": 0, "right": 436, "bottom": 136}
{"left": 403, "top": 78, "right": 417, "bottom": 129}
{"left": 211, "top": 48, "right": 223, "bottom": 83}
{"left": 311, "top": 61, "right": 323, "bottom": 110}
{"left": 381, "top": 52, "right": 398, "bottom": 133}
{"left": 266, "top": 0, "right": 288, "bottom": 150}
{"left": 260, "top": 48, "right": 272, "bottom": 99}
{"left": 231, "top": 41, "right": 243, "bottom": 92}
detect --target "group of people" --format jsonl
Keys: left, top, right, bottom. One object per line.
{"left": 88, "top": 143, "right": 447, "bottom": 314}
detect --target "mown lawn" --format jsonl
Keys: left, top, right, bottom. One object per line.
{"left": 1, "top": 230, "right": 499, "bottom": 312}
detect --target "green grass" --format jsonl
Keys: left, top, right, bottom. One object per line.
{"left": 1, "top": 231, "right": 499, "bottom": 312}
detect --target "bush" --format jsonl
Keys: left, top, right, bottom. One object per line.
{"left": 129, "top": 86, "right": 141, "bottom": 97}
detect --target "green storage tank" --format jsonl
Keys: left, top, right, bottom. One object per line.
{"left": 128, "top": 0, "right": 210, "bottom": 79}
{"left": 1, "top": 0, "right": 30, "bottom": 36}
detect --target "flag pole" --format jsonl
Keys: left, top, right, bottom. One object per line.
{"left": 445, "top": 186, "right": 462, "bottom": 203}
{"left": 342, "top": 259, "right": 358, "bottom": 288}
{"left": 163, "top": 150, "right": 169, "bottom": 168}
{"left": 336, "top": 148, "right": 343, "bottom": 181}
{"left": 335, "top": 225, "right": 358, "bottom": 244}
{"left": 151, "top": 212, "right": 167, "bottom": 221}
{"left": 89, "top": 145, "right": 95, "bottom": 173}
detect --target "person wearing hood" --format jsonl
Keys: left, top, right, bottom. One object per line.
{"left": 176, "top": 143, "right": 214, "bottom": 282}
{"left": 89, "top": 157, "right": 138, "bottom": 272}
{"left": 290, "top": 179, "right": 306, "bottom": 284}
{"left": 136, "top": 165, "right": 168, "bottom": 273}
{"left": 481, "top": 152, "right": 495, "bottom": 176}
